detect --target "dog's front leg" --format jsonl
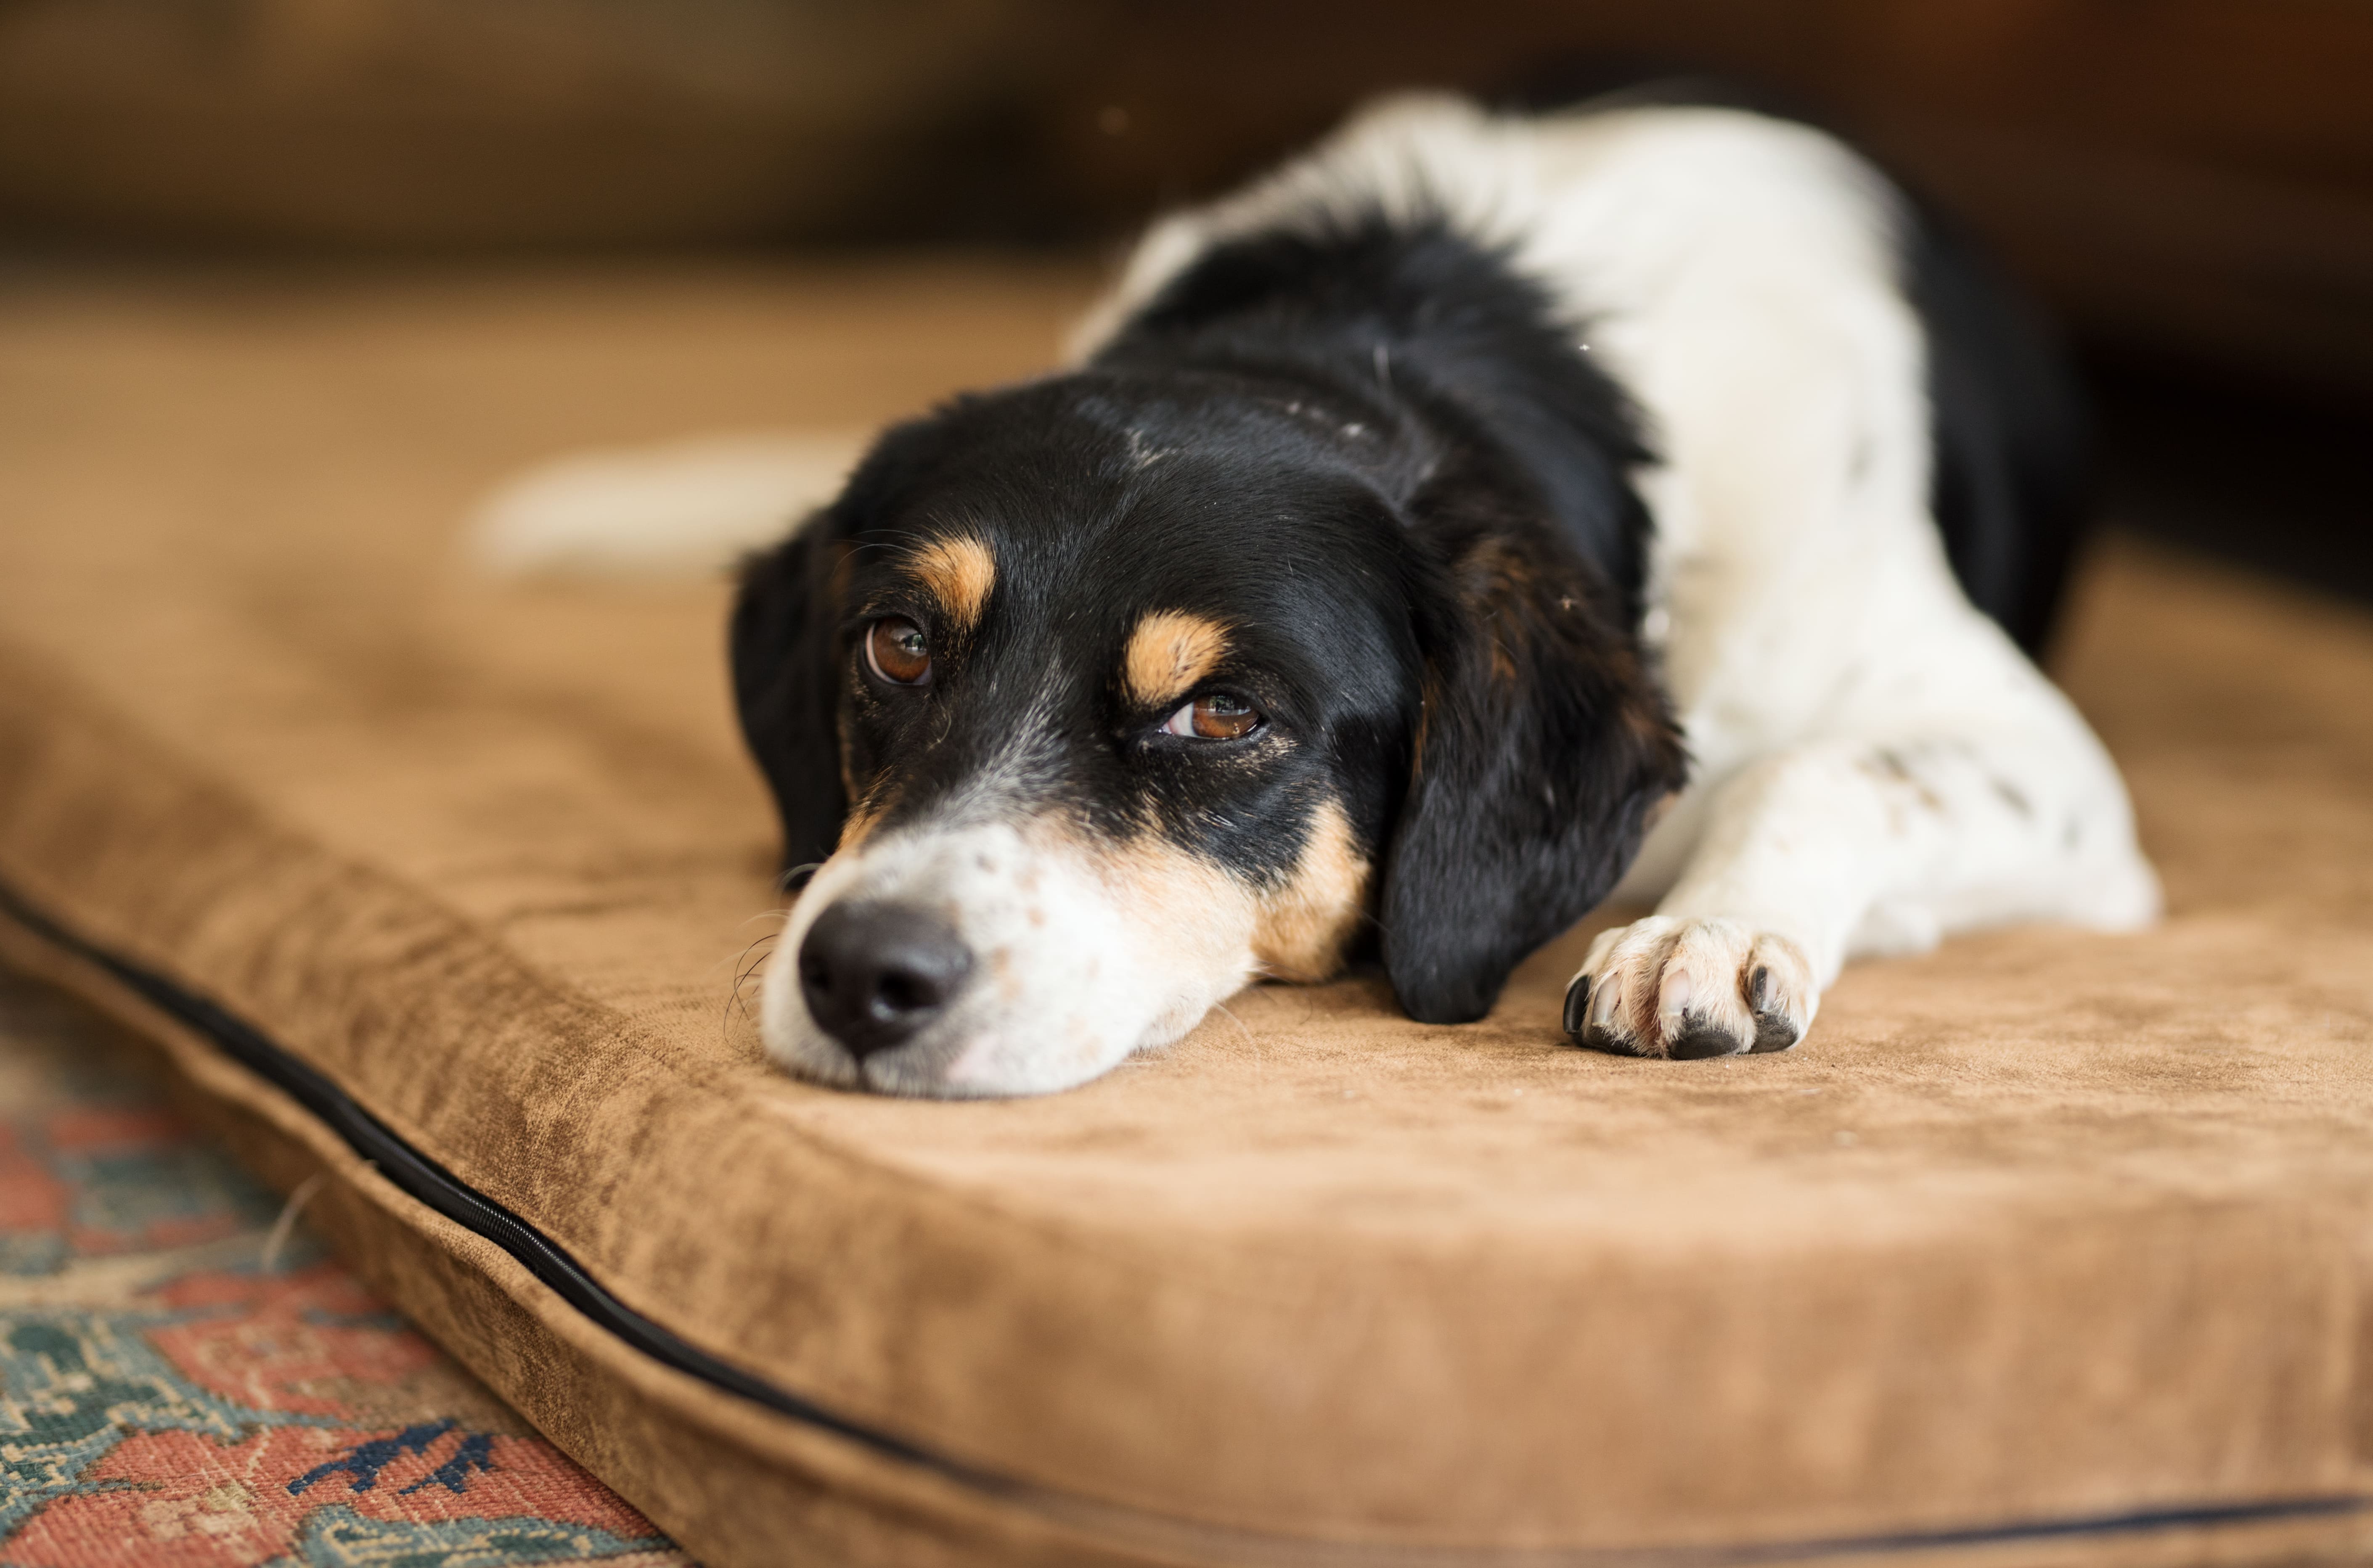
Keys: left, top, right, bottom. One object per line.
{"left": 1564, "top": 710, "right": 2158, "bottom": 1059}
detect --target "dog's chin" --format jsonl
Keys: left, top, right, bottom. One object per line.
{"left": 754, "top": 941, "right": 1191, "bottom": 1097}
{"left": 755, "top": 992, "right": 1172, "bottom": 1100}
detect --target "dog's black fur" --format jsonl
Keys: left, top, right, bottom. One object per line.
{"left": 732, "top": 198, "right": 2084, "bottom": 1027}
{"left": 735, "top": 215, "right": 1687, "bottom": 1025}
{"left": 1912, "top": 209, "right": 2091, "bottom": 658}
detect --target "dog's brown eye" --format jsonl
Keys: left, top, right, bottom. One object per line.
{"left": 865, "top": 617, "right": 931, "bottom": 685}
{"left": 1162, "top": 692, "right": 1261, "bottom": 740}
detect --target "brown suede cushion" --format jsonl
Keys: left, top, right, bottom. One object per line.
{"left": 4, "top": 262, "right": 2372, "bottom": 1567}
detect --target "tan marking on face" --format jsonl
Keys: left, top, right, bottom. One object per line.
{"left": 1036, "top": 814, "right": 1262, "bottom": 1043}
{"left": 1123, "top": 611, "right": 1230, "bottom": 708}
{"left": 835, "top": 766, "right": 901, "bottom": 852}
{"left": 1252, "top": 798, "right": 1371, "bottom": 982}
{"left": 909, "top": 534, "right": 996, "bottom": 633}
{"left": 1082, "top": 817, "right": 1253, "bottom": 955}
{"left": 837, "top": 799, "right": 883, "bottom": 851}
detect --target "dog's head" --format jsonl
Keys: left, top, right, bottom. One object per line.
{"left": 734, "top": 370, "right": 1684, "bottom": 1095}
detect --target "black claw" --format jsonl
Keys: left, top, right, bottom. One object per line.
{"left": 1562, "top": 975, "right": 1592, "bottom": 1037}
{"left": 1669, "top": 1019, "right": 1748, "bottom": 1060}
{"left": 1748, "top": 965, "right": 1771, "bottom": 1009}
{"left": 1578, "top": 1023, "right": 1649, "bottom": 1059}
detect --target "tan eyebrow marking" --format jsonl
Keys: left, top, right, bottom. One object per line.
{"left": 837, "top": 796, "right": 886, "bottom": 851}
{"left": 1123, "top": 611, "right": 1230, "bottom": 708}
{"left": 908, "top": 534, "right": 996, "bottom": 633}
{"left": 1251, "top": 798, "right": 1371, "bottom": 982}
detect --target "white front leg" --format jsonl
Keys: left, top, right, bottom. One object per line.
{"left": 1567, "top": 650, "right": 2159, "bottom": 1059}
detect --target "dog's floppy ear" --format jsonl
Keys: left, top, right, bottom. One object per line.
{"left": 1380, "top": 516, "right": 1687, "bottom": 1024}
{"left": 730, "top": 519, "right": 848, "bottom": 875}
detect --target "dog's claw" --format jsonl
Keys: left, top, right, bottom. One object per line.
{"left": 1581, "top": 1025, "right": 1637, "bottom": 1057}
{"left": 1562, "top": 974, "right": 1592, "bottom": 1036}
{"left": 1564, "top": 917, "right": 1817, "bottom": 1060}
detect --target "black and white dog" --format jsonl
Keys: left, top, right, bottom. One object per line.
{"left": 498, "top": 93, "right": 2159, "bottom": 1095}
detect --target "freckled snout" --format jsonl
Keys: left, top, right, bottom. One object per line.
{"left": 797, "top": 900, "right": 974, "bottom": 1059}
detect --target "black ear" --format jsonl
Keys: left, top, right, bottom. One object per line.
{"left": 730, "top": 520, "right": 848, "bottom": 876}
{"left": 1380, "top": 520, "right": 1687, "bottom": 1024}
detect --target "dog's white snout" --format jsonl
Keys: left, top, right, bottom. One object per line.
{"left": 757, "top": 818, "right": 1256, "bottom": 1097}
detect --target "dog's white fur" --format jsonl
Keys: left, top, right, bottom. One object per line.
{"left": 477, "top": 95, "right": 2157, "bottom": 1082}
{"left": 469, "top": 431, "right": 868, "bottom": 580}
{"left": 1075, "top": 95, "right": 2156, "bottom": 1057}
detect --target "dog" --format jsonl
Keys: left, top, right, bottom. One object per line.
{"left": 535, "top": 92, "right": 2157, "bottom": 1096}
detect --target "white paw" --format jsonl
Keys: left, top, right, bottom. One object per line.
{"left": 1563, "top": 916, "right": 1816, "bottom": 1060}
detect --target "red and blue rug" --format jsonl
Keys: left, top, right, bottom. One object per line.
{"left": 0, "top": 969, "right": 689, "bottom": 1567}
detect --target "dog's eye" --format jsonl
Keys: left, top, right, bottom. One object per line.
{"left": 1162, "top": 692, "right": 1261, "bottom": 740}
{"left": 864, "top": 616, "right": 932, "bottom": 685}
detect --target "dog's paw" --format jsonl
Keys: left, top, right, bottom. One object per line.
{"left": 1562, "top": 917, "right": 1816, "bottom": 1059}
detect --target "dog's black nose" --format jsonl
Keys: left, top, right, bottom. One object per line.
{"left": 797, "top": 901, "right": 972, "bottom": 1058}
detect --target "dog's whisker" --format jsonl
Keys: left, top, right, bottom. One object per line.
{"left": 732, "top": 938, "right": 777, "bottom": 996}
{"left": 718, "top": 928, "right": 784, "bottom": 1039}
{"left": 702, "top": 926, "right": 779, "bottom": 985}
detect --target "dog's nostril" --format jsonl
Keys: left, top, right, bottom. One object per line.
{"left": 875, "top": 971, "right": 931, "bottom": 1015}
{"left": 797, "top": 900, "right": 973, "bottom": 1060}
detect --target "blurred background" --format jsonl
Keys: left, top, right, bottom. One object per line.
{"left": 4, "top": 0, "right": 2368, "bottom": 602}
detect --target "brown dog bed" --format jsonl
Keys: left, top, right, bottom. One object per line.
{"left": 4, "top": 263, "right": 2373, "bottom": 1567}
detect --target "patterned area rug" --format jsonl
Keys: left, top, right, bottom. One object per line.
{"left": 0, "top": 968, "right": 691, "bottom": 1568}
